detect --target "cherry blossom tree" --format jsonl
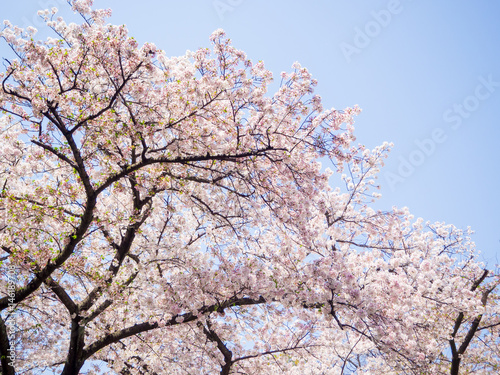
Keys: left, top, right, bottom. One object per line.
{"left": 0, "top": 1, "right": 498, "bottom": 374}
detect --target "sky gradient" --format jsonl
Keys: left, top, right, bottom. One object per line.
{"left": 1, "top": 0, "right": 499, "bottom": 265}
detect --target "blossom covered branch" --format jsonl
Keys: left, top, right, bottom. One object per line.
{"left": 0, "top": 1, "right": 498, "bottom": 374}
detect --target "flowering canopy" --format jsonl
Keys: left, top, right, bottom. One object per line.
{"left": 0, "top": 1, "right": 499, "bottom": 374}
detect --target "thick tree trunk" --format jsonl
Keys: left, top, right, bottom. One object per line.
{"left": 450, "top": 356, "right": 461, "bottom": 375}
{"left": 61, "top": 318, "right": 85, "bottom": 375}
{"left": 0, "top": 316, "right": 15, "bottom": 375}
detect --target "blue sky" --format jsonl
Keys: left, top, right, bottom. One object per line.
{"left": 2, "top": 0, "right": 499, "bottom": 266}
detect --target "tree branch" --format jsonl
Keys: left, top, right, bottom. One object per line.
{"left": 199, "top": 319, "right": 233, "bottom": 375}
{"left": 82, "top": 296, "right": 266, "bottom": 361}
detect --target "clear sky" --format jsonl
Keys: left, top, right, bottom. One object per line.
{"left": 1, "top": 0, "right": 499, "bottom": 266}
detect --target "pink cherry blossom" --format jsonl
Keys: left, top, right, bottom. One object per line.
{"left": 0, "top": 3, "right": 498, "bottom": 375}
